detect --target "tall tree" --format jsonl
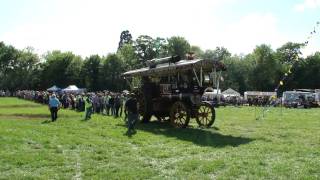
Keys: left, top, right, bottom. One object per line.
{"left": 222, "top": 55, "right": 254, "bottom": 93}
{"left": 65, "top": 55, "right": 83, "bottom": 87}
{"left": 82, "top": 55, "right": 102, "bottom": 91}
{"left": 101, "top": 54, "right": 126, "bottom": 91}
{"left": 167, "top": 36, "right": 190, "bottom": 59}
{"left": 117, "top": 44, "right": 139, "bottom": 69}
{"left": 202, "top": 47, "right": 231, "bottom": 61}
{"left": 190, "top": 45, "right": 204, "bottom": 58}
{"left": 134, "top": 35, "right": 157, "bottom": 64}
{"left": 202, "top": 49, "right": 215, "bottom": 60}
{"left": 275, "top": 42, "right": 304, "bottom": 64}
{"left": 14, "top": 48, "right": 40, "bottom": 89}
{"left": 118, "top": 30, "right": 133, "bottom": 51}
{"left": 214, "top": 47, "right": 231, "bottom": 61}
{"left": 0, "top": 42, "right": 19, "bottom": 90}
{"left": 153, "top": 37, "right": 169, "bottom": 58}
{"left": 41, "top": 51, "right": 81, "bottom": 89}
{"left": 287, "top": 52, "right": 320, "bottom": 89}
{"left": 249, "top": 44, "right": 279, "bottom": 91}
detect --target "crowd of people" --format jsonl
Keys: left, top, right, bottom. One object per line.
{"left": 16, "top": 90, "right": 128, "bottom": 117}
{"left": 0, "top": 90, "right": 12, "bottom": 97}
{"left": 203, "top": 94, "right": 281, "bottom": 107}
{"left": 15, "top": 90, "right": 139, "bottom": 134}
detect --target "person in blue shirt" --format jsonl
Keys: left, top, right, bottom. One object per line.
{"left": 48, "top": 93, "right": 61, "bottom": 122}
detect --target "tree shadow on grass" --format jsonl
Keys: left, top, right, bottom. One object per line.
{"left": 134, "top": 121, "right": 254, "bottom": 147}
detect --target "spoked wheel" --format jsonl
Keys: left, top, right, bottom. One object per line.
{"left": 170, "top": 101, "right": 190, "bottom": 128}
{"left": 196, "top": 102, "right": 216, "bottom": 127}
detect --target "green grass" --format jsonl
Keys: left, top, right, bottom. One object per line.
{"left": 0, "top": 97, "right": 319, "bottom": 179}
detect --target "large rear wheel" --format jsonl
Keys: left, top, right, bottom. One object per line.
{"left": 170, "top": 101, "right": 190, "bottom": 128}
{"left": 196, "top": 102, "right": 216, "bottom": 127}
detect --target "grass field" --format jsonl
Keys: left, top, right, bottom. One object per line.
{"left": 0, "top": 97, "right": 319, "bottom": 179}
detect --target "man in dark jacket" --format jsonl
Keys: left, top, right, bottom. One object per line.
{"left": 125, "top": 94, "right": 138, "bottom": 133}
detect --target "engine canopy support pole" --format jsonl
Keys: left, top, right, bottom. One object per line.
{"left": 192, "top": 68, "right": 201, "bottom": 87}
{"left": 200, "top": 67, "right": 203, "bottom": 87}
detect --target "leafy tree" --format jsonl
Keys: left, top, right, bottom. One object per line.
{"left": 202, "top": 47, "right": 231, "bottom": 61}
{"left": 117, "top": 44, "right": 139, "bottom": 69}
{"left": 287, "top": 52, "right": 320, "bottom": 89}
{"left": 41, "top": 51, "right": 81, "bottom": 89}
{"left": 275, "top": 42, "right": 304, "bottom": 64}
{"left": 0, "top": 42, "right": 19, "bottom": 90}
{"left": 134, "top": 35, "right": 157, "bottom": 64}
{"left": 249, "top": 44, "right": 279, "bottom": 91}
{"left": 222, "top": 55, "right": 254, "bottom": 93}
{"left": 153, "top": 37, "right": 169, "bottom": 58}
{"left": 15, "top": 48, "right": 40, "bottom": 89}
{"left": 82, "top": 55, "right": 102, "bottom": 91}
{"left": 167, "top": 36, "right": 190, "bottom": 59}
{"left": 65, "top": 55, "right": 83, "bottom": 87}
{"left": 100, "top": 54, "right": 126, "bottom": 91}
{"left": 134, "top": 35, "right": 168, "bottom": 64}
{"left": 202, "top": 49, "right": 215, "bottom": 60}
{"left": 118, "top": 30, "right": 133, "bottom": 51}
{"left": 214, "top": 47, "right": 231, "bottom": 61}
{"left": 190, "top": 45, "right": 204, "bottom": 58}
{"left": 0, "top": 42, "right": 18, "bottom": 71}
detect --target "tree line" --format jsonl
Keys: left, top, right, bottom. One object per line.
{"left": 0, "top": 30, "right": 319, "bottom": 93}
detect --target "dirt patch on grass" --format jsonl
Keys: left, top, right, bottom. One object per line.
{"left": 0, "top": 104, "right": 42, "bottom": 108}
{"left": 13, "top": 113, "right": 50, "bottom": 118}
{"left": 0, "top": 113, "right": 80, "bottom": 120}
{"left": 0, "top": 113, "right": 50, "bottom": 119}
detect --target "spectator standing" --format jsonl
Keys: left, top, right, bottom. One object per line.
{"left": 84, "top": 95, "right": 93, "bottom": 120}
{"left": 109, "top": 94, "right": 115, "bottom": 116}
{"left": 125, "top": 93, "right": 138, "bottom": 134}
{"left": 114, "top": 94, "right": 121, "bottom": 117}
{"left": 119, "top": 93, "right": 126, "bottom": 117}
{"left": 48, "top": 94, "right": 61, "bottom": 122}
{"left": 104, "top": 92, "right": 111, "bottom": 115}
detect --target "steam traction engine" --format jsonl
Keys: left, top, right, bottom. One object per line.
{"left": 122, "top": 56, "right": 226, "bottom": 128}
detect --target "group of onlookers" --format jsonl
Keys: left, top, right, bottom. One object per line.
{"left": 16, "top": 90, "right": 128, "bottom": 117}
{"left": 0, "top": 90, "right": 12, "bottom": 97}
{"left": 246, "top": 96, "right": 281, "bottom": 106}
{"left": 202, "top": 94, "right": 281, "bottom": 107}
{"left": 15, "top": 89, "right": 138, "bottom": 134}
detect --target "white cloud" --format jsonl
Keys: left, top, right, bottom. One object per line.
{"left": 212, "top": 13, "right": 286, "bottom": 55}
{"left": 294, "top": 0, "right": 320, "bottom": 12}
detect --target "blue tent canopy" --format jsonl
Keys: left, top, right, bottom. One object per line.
{"left": 47, "top": 85, "right": 61, "bottom": 92}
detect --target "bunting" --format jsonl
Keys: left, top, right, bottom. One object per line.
{"left": 256, "top": 19, "right": 320, "bottom": 120}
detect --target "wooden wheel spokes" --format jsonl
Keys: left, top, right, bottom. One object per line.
{"left": 196, "top": 102, "right": 216, "bottom": 127}
{"left": 170, "top": 101, "right": 190, "bottom": 128}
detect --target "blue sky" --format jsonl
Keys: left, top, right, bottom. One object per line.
{"left": 0, "top": 0, "right": 319, "bottom": 57}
